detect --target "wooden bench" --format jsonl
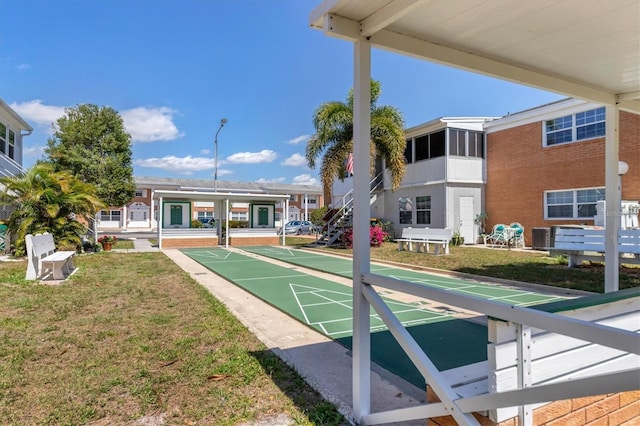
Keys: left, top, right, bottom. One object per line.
{"left": 25, "top": 233, "right": 77, "bottom": 280}
{"left": 550, "top": 228, "right": 640, "bottom": 267}
{"left": 395, "top": 227, "right": 453, "bottom": 255}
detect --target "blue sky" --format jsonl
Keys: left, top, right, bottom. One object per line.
{"left": 2, "top": 0, "right": 563, "bottom": 186}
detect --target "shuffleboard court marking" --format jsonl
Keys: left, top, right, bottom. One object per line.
{"left": 186, "top": 249, "right": 234, "bottom": 260}
{"left": 288, "top": 282, "right": 452, "bottom": 337}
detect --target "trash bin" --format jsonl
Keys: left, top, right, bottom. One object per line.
{"left": 531, "top": 227, "right": 550, "bottom": 250}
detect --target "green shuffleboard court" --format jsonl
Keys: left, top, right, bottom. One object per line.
{"left": 181, "top": 247, "right": 488, "bottom": 388}
{"left": 241, "top": 246, "right": 571, "bottom": 307}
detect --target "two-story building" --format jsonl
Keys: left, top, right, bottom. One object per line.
{"left": 331, "top": 117, "right": 497, "bottom": 243}
{"left": 0, "top": 98, "right": 32, "bottom": 221}
{"left": 331, "top": 100, "right": 639, "bottom": 246}
{"left": 484, "top": 98, "right": 639, "bottom": 245}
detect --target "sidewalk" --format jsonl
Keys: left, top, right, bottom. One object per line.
{"left": 158, "top": 246, "right": 427, "bottom": 425}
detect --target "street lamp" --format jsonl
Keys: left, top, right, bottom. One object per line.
{"left": 214, "top": 118, "right": 228, "bottom": 192}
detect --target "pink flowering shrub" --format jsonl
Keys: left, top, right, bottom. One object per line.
{"left": 341, "top": 226, "right": 388, "bottom": 248}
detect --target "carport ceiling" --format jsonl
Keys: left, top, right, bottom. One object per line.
{"left": 310, "top": 0, "right": 640, "bottom": 113}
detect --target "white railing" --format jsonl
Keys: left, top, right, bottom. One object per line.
{"left": 0, "top": 155, "right": 25, "bottom": 177}
{"left": 355, "top": 273, "right": 639, "bottom": 425}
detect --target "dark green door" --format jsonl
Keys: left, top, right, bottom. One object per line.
{"left": 258, "top": 207, "right": 269, "bottom": 226}
{"left": 170, "top": 205, "right": 183, "bottom": 225}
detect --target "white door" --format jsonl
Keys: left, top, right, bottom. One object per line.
{"left": 459, "top": 196, "right": 474, "bottom": 244}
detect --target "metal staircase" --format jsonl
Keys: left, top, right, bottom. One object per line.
{"left": 317, "top": 172, "right": 383, "bottom": 247}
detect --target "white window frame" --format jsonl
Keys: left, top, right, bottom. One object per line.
{"left": 543, "top": 107, "right": 606, "bottom": 147}
{"left": 544, "top": 187, "right": 605, "bottom": 220}
{"left": 416, "top": 195, "right": 431, "bottom": 225}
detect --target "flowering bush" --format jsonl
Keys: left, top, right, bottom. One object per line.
{"left": 98, "top": 235, "right": 117, "bottom": 245}
{"left": 341, "top": 226, "right": 388, "bottom": 248}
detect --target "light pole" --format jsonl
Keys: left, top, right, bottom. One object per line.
{"left": 214, "top": 118, "right": 228, "bottom": 192}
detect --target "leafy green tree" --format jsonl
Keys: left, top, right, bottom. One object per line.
{"left": 310, "top": 206, "right": 328, "bottom": 226}
{"left": 45, "top": 104, "right": 136, "bottom": 207}
{"left": 0, "top": 163, "right": 105, "bottom": 255}
{"left": 306, "top": 80, "right": 406, "bottom": 205}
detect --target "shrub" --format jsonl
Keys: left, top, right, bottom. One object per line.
{"left": 341, "top": 226, "right": 388, "bottom": 248}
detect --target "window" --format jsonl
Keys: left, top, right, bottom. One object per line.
{"left": 545, "top": 188, "right": 605, "bottom": 219}
{"left": 0, "top": 123, "right": 6, "bottom": 154}
{"left": 415, "top": 135, "right": 429, "bottom": 161}
{"left": 231, "top": 211, "right": 247, "bottom": 221}
{"left": 468, "top": 131, "right": 484, "bottom": 158}
{"left": 429, "top": 130, "right": 446, "bottom": 158}
{"left": 135, "top": 190, "right": 145, "bottom": 197}
{"left": 414, "top": 130, "right": 446, "bottom": 162}
{"left": 197, "top": 212, "right": 213, "bottom": 219}
{"left": 416, "top": 196, "right": 431, "bottom": 225}
{"left": 448, "top": 129, "right": 466, "bottom": 156}
{"left": 404, "top": 138, "right": 413, "bottom": 164}
{"left": 99, "top": 210, "right": 121, "bottom": 221}
{"left": 544, "top": 107, "right": 605, "bottom": 146}
{"left": 8, "top": 130, "right": 15, "bottom": 159}
{"left": 399, "top": 197, "right": 412, "bottom": 224}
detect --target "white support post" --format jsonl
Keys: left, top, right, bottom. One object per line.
{"left": 225, "top": 198, "right": 230, "bottom": 249}
{"left": 516, "top": 324, "right": 533, "bottom": 425}
{"left": 150, "top": 195, "right": 155, "bottom": 230}
{"left": 122, "top": 204, "right": 127, "bottom": 230}
{"left": 157, "top": 197, "right": 163, "bottom": 249}
{"left": 352, "top": 39, "right": 372, "bottom": 424}
{"left": 604, "top": 105, "right": 620, "bottom": 292}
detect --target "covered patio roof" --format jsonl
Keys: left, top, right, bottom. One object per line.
{"left": 310, "top": 0, "right": 639, "bottom": 112}
{"left": 309, "top": 1, "right": 639, "bottom": 424}
{"left": 152, "top": 189, "right": 290, "bottom": 204}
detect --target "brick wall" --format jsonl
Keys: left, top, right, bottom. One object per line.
{"left": 486, "top": 111, "right": 640, "bottom": 244}
{"left": 426, "top": 387, "right": 639, "bottom": 425}
{"left": 161, "top": 238, "right": 218, "bottom": 249}
{"left": 160, "top": 236, "right": 281, "bottom": 248}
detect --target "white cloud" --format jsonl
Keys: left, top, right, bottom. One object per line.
{"left": 226, "top": 149, "right": 277, "bottom": 164}
{"left": 281, "top": 153, "right": 307, "bottom": 167}
{"left": 292, "top": 174, "right": 318, "bottom": 186}
{"left": 17, "top": 63, "right": 31, "bottom": 70}
{"left": 9, "top": 100, "right": 183, "bottom": 143}
{"left": 286, "top": 134, "right": 310, "bottom": 145}
{"left": 121, "top": 107, "right": 183, "bottom": 143}
{"left": 9, "top": 100, "right": 65, "bottom": 128}
{"left": 200, "top": 148, "right": 211, "bottom": 155}
{"left": 257, "top": 177, "right": 286, "bottom": 183}
{"left": 134, "top": 155, "right": 215, "bottom": 175}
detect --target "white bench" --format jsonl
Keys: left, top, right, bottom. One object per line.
{"left": 550, "top": 228, "right": 640, "bottom": 267}
{"left": 395, "top": 227, "right": 453, "bottom": 255}
{"left": 25, "top": 233, "right": 77, "bottom": 280}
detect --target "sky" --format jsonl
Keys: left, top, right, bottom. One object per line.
{"left": 2, "top": 0, "right": 564, "bottom": 187}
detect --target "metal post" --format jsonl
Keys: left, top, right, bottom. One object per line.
{"left": 214, "top": 118, "right": 228, "bottom": 193}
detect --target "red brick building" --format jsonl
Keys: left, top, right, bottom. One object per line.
{"left": 485, "top": 98, "right": 639, "bottom": 245}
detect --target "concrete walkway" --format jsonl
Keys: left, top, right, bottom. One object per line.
{"left": 123, "top": 240, "right": 426, "bottom": 425}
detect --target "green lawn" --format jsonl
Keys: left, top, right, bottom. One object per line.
{"left": 0, "top": 252, "right": 346, "bottom": 425}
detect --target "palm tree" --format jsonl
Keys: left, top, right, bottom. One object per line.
{"left": 0, "top": 163, "right": 105, "bottom": 255}
{"left": 306, "top": 80, "right": 406, "bottom": 205}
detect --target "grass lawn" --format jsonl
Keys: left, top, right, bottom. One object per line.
{"left": 286, "top": 237, "right": 640, "bottom": 293}
{"left": 0, "top": 252, "right": 346, "bottom": 425}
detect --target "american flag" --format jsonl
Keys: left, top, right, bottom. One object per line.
{"left": 346, "top": 152, "right": 354, "bottom": 175}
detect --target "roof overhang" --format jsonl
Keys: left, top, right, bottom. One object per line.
{"left": 310, "top": 0, "right": 640, "bottom": 113}
{"left": 152, "top": 189, "right": 290, "bottom": 204}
